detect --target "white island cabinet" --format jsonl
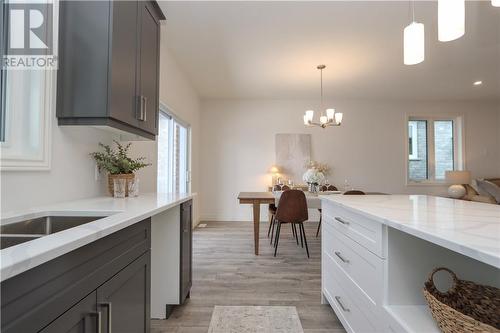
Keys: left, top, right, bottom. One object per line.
{"left": 320, "top": 195, "right": 500, "bottom": 333}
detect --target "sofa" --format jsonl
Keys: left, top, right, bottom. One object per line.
{"left": 465, "top": 178, "right": 500, "bottom": 204}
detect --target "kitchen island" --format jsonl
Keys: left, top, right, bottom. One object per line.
{"left": 0, "top": 193, "right": 195, "bottom": 332}
{"left": 320, "top": 194, "right": 500, "bottom": 333}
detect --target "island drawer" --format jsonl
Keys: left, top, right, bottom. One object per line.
{"left": 323, "top": 253, "right": 381, "bottom": 333}
{"left": 322, "top": 201, "right": 385, "bottom": 258}
{"left": 322, "top": 222, "right": 384, "bottom": 305}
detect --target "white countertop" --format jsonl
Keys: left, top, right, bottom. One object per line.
{"left": 0, "top": 192, "right": 195, "bottom": 281}
{"left": 320, "top": 195, "right": 500, "bottom": 268}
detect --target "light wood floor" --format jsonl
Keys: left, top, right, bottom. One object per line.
{"left": 151, "top": 221, "right": 346, "bottom": 333}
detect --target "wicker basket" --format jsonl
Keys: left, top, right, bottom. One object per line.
{"left": 423, "top": 267, "right": 500, "bottom": 333}
{"left": 108, "top": 173, "right": 135, "bottom": 197}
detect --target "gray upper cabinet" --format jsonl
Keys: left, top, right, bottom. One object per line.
{"left": 56, "top": 1, "right": 165, "bottom": 140}
{"left": 137, "top": 1, "right": 161, "bottom": 134}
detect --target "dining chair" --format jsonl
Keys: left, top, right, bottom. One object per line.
{"left": 268, "top": 185, "right": 293, "bottom": 242}
{"left": 316, "top": 185, "right": 338, "bottom": 237}
{"left": 273, "top": 190, "right": 309, "bottom": 258}
{"left": 344, "top": 190, "right": 366, "bottom": 195}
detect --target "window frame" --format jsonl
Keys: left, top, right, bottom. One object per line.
{"left": 408, "top": 121, "right": 419, "bottom": 160}
{"left": 157, "top": 103, "right": 191, "bottom": 194}
{"left": 405, "top": 113, "right": 465, "bottom": 186}
{"left": 0, "top": 1, "right": 57, "bottom": 171}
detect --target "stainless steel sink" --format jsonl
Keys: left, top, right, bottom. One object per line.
{"left": 0, "top": 215, "right": 106, "bottom": 250}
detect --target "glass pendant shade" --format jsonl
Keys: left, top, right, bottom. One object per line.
{"left": 438, "top": 0, "right": 465, "bottom": 42}
{"left": 305, "top": 110, "right": 314, "bottom": 122}
{"left": 404, "top": 21, "right": 425, "bottom": 65}
{"left": 493, "top": 0, "right": 500, "bottom": 7}
{"left": 334, "top": 113, "right": 343, "bottom": 124}
{"left": 326, "top": 108, "right": 335, "bottom": 120}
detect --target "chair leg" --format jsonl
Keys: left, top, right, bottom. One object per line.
{"left": 301, "top": 223, "right": 310, "bottom": 258}
{"left": 316, "top": 215, "right": 322, "bottom": 237}
{"left": 293, "top": 224, "right": 299, "bottom": 245}
{"left": 291, "top": 223, "right": 296, "bottom": 239}
{"left": 299, "top": 224, "right": 304, "bottom": 248}
{"left": 274, "top": 222, "right": 281, "bottom": 257}
{"left": 268, "top": 214, "right": 274, "bottom": 237}
{"left": 270, "top": 217, "right": 275, "bottom": 245}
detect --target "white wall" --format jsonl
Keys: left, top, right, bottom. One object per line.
{"left": 199, "top": 99, "right": 500, "bottom": 222}
{"left": 128, "top": 23, "right": 202, "bottom": 225}
{"left": 1, "top": 124, "right": 114, "bottom": 213}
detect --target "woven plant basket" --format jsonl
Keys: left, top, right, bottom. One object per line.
{"left": 423, "top": 267, "right": 500, "bottom": 333}
{"left": 108, "top": 173, "right": 135, "bottom": 197}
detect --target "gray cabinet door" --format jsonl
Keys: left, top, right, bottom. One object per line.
{"left": 96, "top": 251, "right": 151, "bottom": 333}
{"left": 180, "top": 200, "right": 193, "bottom": 302}
{"left": 40, "top": 292, "right": 98, "bottom": 333}
{"left": 108, "top": 0, "right": 140, "bottom": 127}
{"left": 137, "top": 1, "right": 160, "bottom": 135}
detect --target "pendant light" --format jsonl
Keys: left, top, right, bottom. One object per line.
{"left": 438, "top": 0, "right": 465, "bottom": 42}
{"left": 404, "top": 0, "right": 425, "bottom": 65}
{"left": 303, "top": 65, "right": 342, "bottom": 129}
{"left": 492, "top": 0, "right": 500, "bottom": 7}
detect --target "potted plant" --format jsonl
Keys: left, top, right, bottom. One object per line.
{"left": 90, "top": 141, "right": 150, "bottom": 197}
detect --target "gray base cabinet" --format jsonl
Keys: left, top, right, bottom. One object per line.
{"left": 1, "top": 219, "right": 151, "bottom": 333}
{"left": 40, "top": 292, "right": 99, "bottom": 333}
{"left": 56, "top": 1, "right": 165, "bottom": 140}
{"left": 180, "top": 200, "right": 193, "bottom": 303}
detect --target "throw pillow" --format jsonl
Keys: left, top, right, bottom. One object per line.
{"left": 476, "top": 179, "right": 500, "bottom": 204}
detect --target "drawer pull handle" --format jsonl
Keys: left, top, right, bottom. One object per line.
{"left": 334, "top": 251, "right": 349, "bottom": 263}
{"left": 334, "top": 217, "right": 349, "bottom": 225}
{"left": 89, "top": 311, "right": 102, "bottom": 333}
{"left": 335, "top": 296, "right": 350, "bottom": 312}
{"left": 99, "top": 302, "right": 112, "bottom": 333}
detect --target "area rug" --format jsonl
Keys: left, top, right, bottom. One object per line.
{"left": 208, "top": 306, "right": 304, "bottom": 333}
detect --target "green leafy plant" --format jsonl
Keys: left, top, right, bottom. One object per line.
{"left": 90, "top": 141, "right": 150, "bottom": 175}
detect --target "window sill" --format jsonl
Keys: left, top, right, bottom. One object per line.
{"left": 406, "top": 181, "right": 447, "bottom": 187}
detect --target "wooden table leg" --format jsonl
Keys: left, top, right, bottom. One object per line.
{"left": 253, "top": 200, "right": 260, "bottom": 255}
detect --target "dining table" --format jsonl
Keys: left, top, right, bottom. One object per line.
{"left": 238, "top": 190, "right": 386, "bottom": 255}
{"left": 237, "top": 191, "right": 336, "bottom": 255}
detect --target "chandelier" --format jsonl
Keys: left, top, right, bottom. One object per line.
{"left": 303, "top": 65, "right": 342, "bottom": 128}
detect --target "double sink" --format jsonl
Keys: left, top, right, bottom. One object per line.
{"left": 0, "top": 215, "right": 106, "bottom": 250}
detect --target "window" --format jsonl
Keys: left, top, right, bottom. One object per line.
{"left": 0, "top": 1, "right": 57, "bottom": 170}
{"left": 407, "top": 115, "right": 463, "bottom": 184}
{"left": 157, "top": 107, "right": 190, "bottom": 194}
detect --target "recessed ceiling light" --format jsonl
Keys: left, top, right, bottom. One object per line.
{"left": 473, "top": 81, "right": 483, "bottom": 86}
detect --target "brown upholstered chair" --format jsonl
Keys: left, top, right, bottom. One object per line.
{"left": 344, "top": 190, "right": 366, "bottom": 195}
{"left": 268, "top": 185, "right": 292, "bottom": 241}
{"left": 316, "top": 185, "right": 338, "bottom": 237}
{"left": 273, "top": 190, "right": 310, "bottom": 257}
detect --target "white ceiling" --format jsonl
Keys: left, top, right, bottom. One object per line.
{"left": 159, "top": 1, "right": 500, "bottom": 101}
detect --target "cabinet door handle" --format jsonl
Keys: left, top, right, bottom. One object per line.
{"left": 99, "top": 302, "right": 112, "bottom": 333}
{"left": 334, "top": 251, "right": 349, "bottom": 263}
{"left": 89, "top": 311, "right": 102, "bottom": 333}
{"left": 334, "top": 296, "right": 350, "bottom": 312}
{"left": 143, "top": 96, "right": 147, "bottom": 122}
{"left": 137, "top": 96, "right": 144, "bottom": 121}
{"left": 334, "top": 217, "right": 349, "bottom": 225}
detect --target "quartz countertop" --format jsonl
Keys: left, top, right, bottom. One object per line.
{"left": 0, "top": 192, "right": 195, "bottom": 281}
{"left": 319, "top": 195, "right": 500, "bottom": 268}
